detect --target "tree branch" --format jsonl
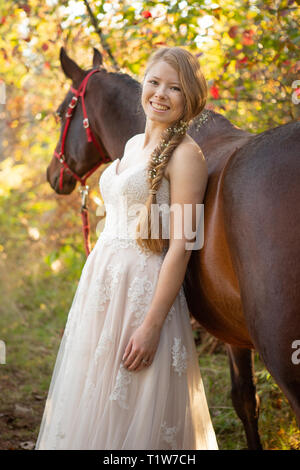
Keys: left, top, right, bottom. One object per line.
{"left": 83, "top": 0, "right": 120, "bottom": 72}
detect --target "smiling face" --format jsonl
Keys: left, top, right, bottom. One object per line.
{"left": 141, "top": 60, "right": 185, "bottom": 128}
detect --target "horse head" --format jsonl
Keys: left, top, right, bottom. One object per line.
{"left": 47, "top": 47, "right": 110, "bottom": 194}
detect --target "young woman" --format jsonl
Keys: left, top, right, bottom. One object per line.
{"left": 36, "top": 46, "right": 218, "bottom": 450}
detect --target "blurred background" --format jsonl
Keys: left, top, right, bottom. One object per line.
{"left": 0, "top": 0, "right": 299, "bottom": 450}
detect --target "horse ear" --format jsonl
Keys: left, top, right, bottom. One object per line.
{"left": 92, "top": 48, "right": 103, "bottom": 68}
{"left": 59, "top": 47, "right": 85, "bottom": 83}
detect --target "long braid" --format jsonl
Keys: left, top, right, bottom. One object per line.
{"left": 135, "top": 119, "right": 190, "bottom": 254}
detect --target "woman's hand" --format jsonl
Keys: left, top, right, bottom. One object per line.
{"left": 122, "top": 322, "right": 162, "bottom": 372}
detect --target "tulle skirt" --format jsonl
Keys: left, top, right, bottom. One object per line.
{"left": 35, "top": 235, "right": 218, "bottom": 450}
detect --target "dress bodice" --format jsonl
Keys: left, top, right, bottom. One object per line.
{"left": 99, "top": 133, "right": 170, "bottom": 243}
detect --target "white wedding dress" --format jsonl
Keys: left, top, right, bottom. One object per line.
{"left": 36, "top": 133, "right": 218, "bottom": 450}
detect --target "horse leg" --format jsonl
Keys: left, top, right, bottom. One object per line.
{"left": 251, "top": 329, "right": 300, "bottom": 429}
{"left": 226, "top": 344, "right": 263, "bottom": 450}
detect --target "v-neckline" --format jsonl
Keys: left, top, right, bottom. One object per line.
{"left": 114, "top": 134, "right": 148, "bottom": 177}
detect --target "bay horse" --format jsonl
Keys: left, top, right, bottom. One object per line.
{"left": 46, "top": 47, "right": 300, "bottom": 449}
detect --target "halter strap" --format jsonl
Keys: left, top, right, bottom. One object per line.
{"left": 53, "top": 69, "right": 111, "bottom": 256}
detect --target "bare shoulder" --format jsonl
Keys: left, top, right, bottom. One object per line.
{"left": 165, "top": 134, "right": 207, "bottom": 182}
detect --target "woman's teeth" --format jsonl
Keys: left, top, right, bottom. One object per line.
{"left": 150, "top": 102, "right": 169, "bottom": 111}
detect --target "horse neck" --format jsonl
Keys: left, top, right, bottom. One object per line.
{"left": 91, "top": 72, "right": 145, "bottom": 160}
{"left": 191, "top": 110, "right": 253, "bottom": 173}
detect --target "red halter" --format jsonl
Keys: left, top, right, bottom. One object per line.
{"left": 54, "top": 69, "right": 111, "bottom": 257}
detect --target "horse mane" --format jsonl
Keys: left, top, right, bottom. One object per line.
{"left": 101, "top": 68, "right": 142, "bottom": 92}
{"left": 191, "top": 109, "right": 253, "bottom": 144}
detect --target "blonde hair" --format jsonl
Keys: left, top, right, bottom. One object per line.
{"left": 135, "top": 46, "right": 207, "bottom": 254}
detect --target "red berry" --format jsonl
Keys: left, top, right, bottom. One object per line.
{"left": 141, "top": 10, "right": 152, "bottom": 18}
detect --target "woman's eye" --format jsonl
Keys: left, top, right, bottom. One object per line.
{"left": 149, "top": 80, "right": 180, "bottom": 91}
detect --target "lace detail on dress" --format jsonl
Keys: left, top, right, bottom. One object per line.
{"left": 128, "top": 275, "right": 154, "bottom": 327}
{"left": 98, "top": 233, "right": 152, "bottom": 271}
{"left": 109, "top": 363, "right": 132, "bottom": 409}
{"left": 171, "top": 337, "right": 188, "bottom": 376}
{"left": 89, "top": 262, "right": 125, "bottom": 314}
{"left": 95, "top": 328, "right": 114, "bottom": 362}
{"left": 161, "top": 421, "right": 178, "bottom": 449}
{"left": 98, "top": 135, "right": 170, "bottom": 256}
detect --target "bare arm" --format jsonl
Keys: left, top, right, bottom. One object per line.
{"left": 143, "top": 142, "right": 208, "bottom": 330}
